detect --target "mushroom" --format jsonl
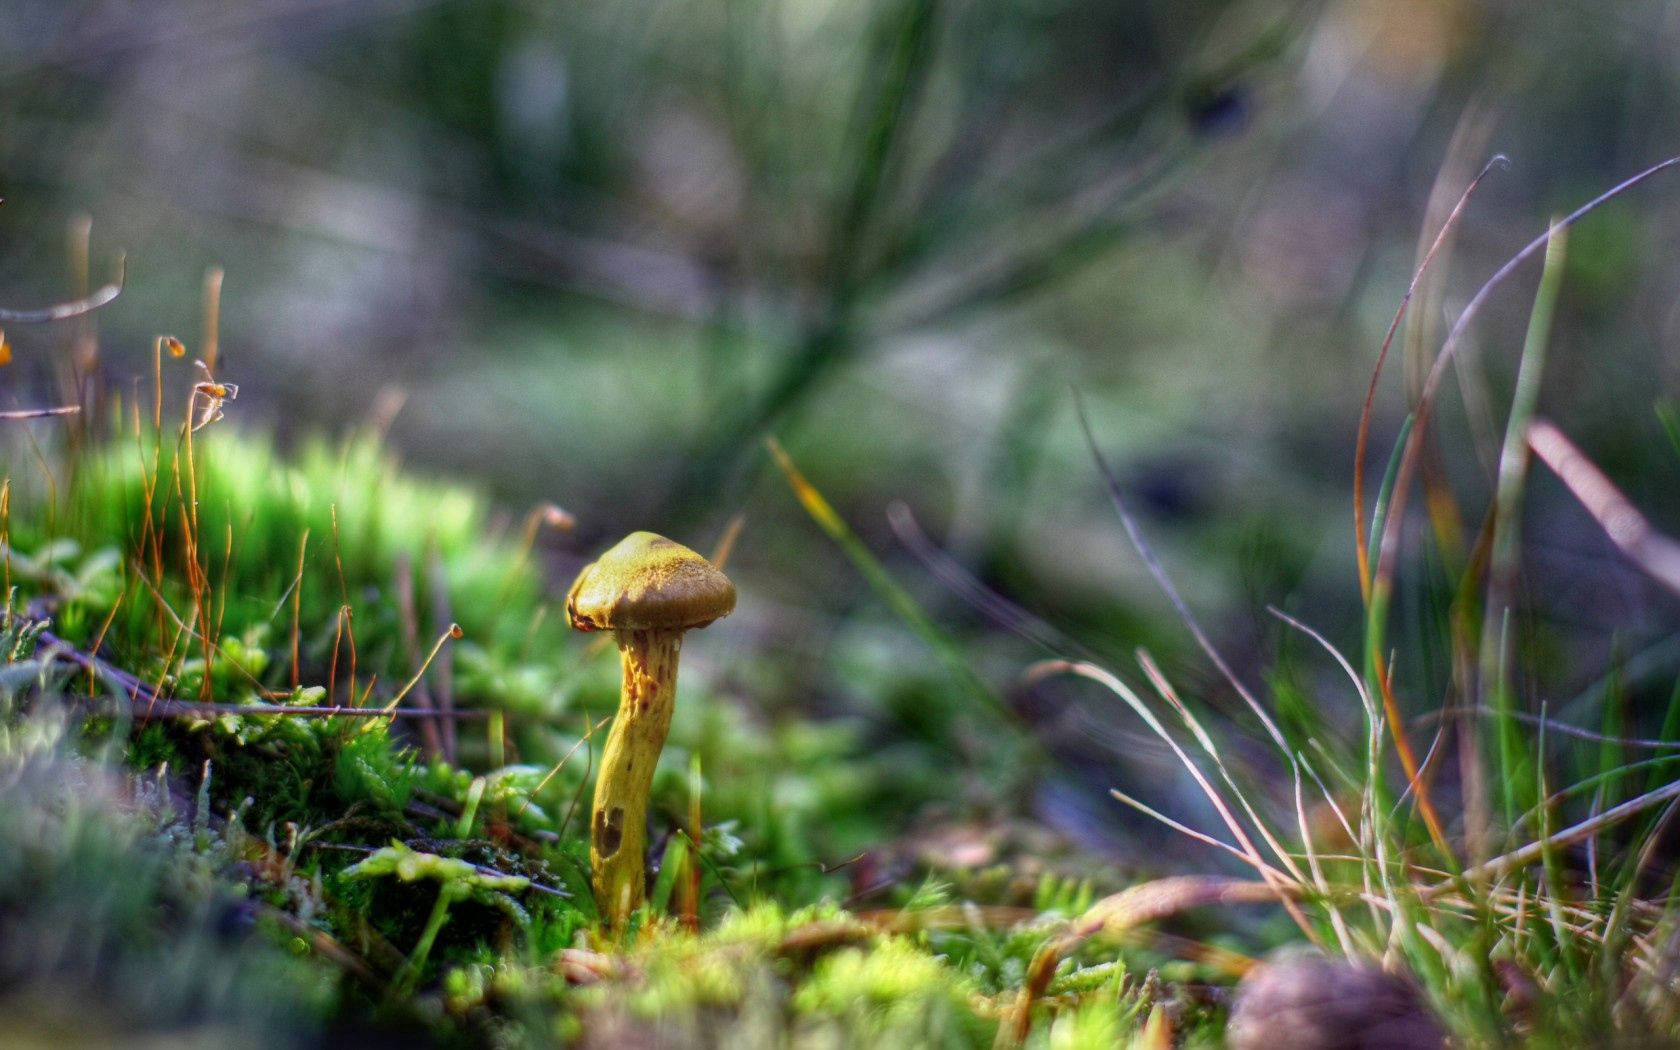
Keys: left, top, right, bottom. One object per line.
{"left": 1226, "top": 951, "right": 1448, "bottom": 1050}
{"left": 566, "top": 531, "right": 736, "bottom": 933}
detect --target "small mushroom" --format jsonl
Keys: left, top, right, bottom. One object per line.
{"left": 566, "top": 531, "right": 735, "bottom": 933}
{"left": 1227, "top": 950, "right": 1448, "bottom": 1050}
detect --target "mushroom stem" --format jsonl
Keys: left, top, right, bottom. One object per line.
{"left": 565, "top": 531, "right": 735, "bottom": 935}
{"left": 591, "top": 627, "right": 682, "bottom": 932}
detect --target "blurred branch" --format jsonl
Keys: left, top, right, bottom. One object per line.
{"left": 824, "top": 0, "right": 942, "bottom": 300}
{"left": 0, "top": 252, "right": 123, "bottom": 323}
{"left": 660, "top": 0, "right": 944, "bottom": 516}
{"left": 884, "top": 167, "right": 1176, "bottom": 333}
{"left": 0, "top": 405, "right": 81, "bottom": 421}
{"left": 661, "top": 1, "right": 1305, "bottom": 518}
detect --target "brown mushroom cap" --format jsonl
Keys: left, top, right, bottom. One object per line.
{"left": 1227, "top": 951, "right": 1447, "bottom": 1050}
{"left": 566, "top": 531, "right": 736, "bottom": 632}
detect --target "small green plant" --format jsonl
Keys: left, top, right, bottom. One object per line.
{"left": 342, "top": 840, "right": 532, "bottom": 999}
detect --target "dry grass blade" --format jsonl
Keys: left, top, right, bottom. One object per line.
{"left": 1526, "top": 418, "right": 1680, "bottom": 596}
{"left": 1108, "top": 787, "right": 1269, "bottom": 868}
{"left": 1072, "top": 394, "right": 1288, "bottom": 752}
{"left": 1022, "top": 659, "right": 1317, "bottom": 938}
{"left": 1445, "top": 777, "right": 1680, "bottom": 892}
{"left": 1135, "top": 650, "right": 1313, "bottom": 886}
{"left": 708, "top": 511, "right": 746, "bottom": 570}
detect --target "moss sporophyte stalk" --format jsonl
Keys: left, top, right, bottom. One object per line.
{"left": 565, "top": 532, "right": 735, "bottom": 934}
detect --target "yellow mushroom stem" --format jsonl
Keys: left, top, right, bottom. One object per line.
{"left": 591, "top": 627, "right": 682, "bottom": 932}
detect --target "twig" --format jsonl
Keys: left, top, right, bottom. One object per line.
{"left": 32, "top": 628, "right": 485, "bottom": 721}
{"left": 0, "top": 252, "right": 125, "bottom": 323}
{"left": 0, "top": 405, "right": 80, "bottom": 420}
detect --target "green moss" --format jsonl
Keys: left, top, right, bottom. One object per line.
{"left": 792, "top": 937, "right": 992, "bottom": 1044}
{"left": 62, "top": 429, "right": 568, "bottom": 721}
{"left": 4, "top": 423, "right": 1162, "bottom": 1047}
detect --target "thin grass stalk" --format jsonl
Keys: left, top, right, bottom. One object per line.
{"left": 1365, "top": 162, "right": 1680, "bottom": 893}
{"left": 1479, "top": 223, "right": 1568, "bottom": 831}
{"left": 1361, "top": 414, "right": 1453, "bottom": 859}
{"left": 1136, "top": 651, "right": 1310, "bottom": 884}
{"left": 1297, "top": 750, "right": 1385, "bottom": 930}
{"left": 1033, "top": 659, "right": 1317, "bottom": 942}
{"left": 1535, "top": 706, "right": 1585, "bottom": 987}
{"left": 1291, "top": 749, "right": 1356, "bottom": 954}
{"left": 1355, "top": 156, "right": 1507, "bottom": 602}
{"left": 1371, "top": 166, "right": 1680, "bottom": 726}
{"left": 1073, "top": 396, "right": 1289, "bottom": 754}
{"left": 1108, "top": 789, "right": 1278, "bottom": 871}
{"left": 767, "top": 437, "right": 1001, "bottom": 721}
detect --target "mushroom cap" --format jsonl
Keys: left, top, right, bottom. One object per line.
{"left": 1227, "top": 951, "right": 1447, "bottom": 1050}
{"left": 566, "top": 531, "right": 736, "bottom": 632}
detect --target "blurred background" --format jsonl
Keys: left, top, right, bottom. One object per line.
{"left": 3, "top": 0, "right": 1680, "bottom": 860}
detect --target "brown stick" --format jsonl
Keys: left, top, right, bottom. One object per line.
{"left": 32, "top": 630, "right": 486, "bottom": 721}
{"left": 0, "top": 405, "right": 80, "bottom": 420}
{"left": 0, "top": 252, "right": 125, "bottom": 323}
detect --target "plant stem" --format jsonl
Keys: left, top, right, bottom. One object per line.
{"left": 390, "top": 886, "right": 455, "bottom": 1002}
{"left": 591, "top": 628, "right": 681, "bottom": 933}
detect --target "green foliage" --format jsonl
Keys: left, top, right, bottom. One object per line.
{"left": 59, "top": 428, "right": 567, "bottom": 723}
{"left": 9, "top": 419, "right": 1067, "bottom": 1046}
{"left": 3, "top": 212, "right": 1678, "bottom": 1045}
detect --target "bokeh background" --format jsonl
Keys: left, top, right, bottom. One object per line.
{"left": 4, "top": 0, "right": 1680, "bottom": 860}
